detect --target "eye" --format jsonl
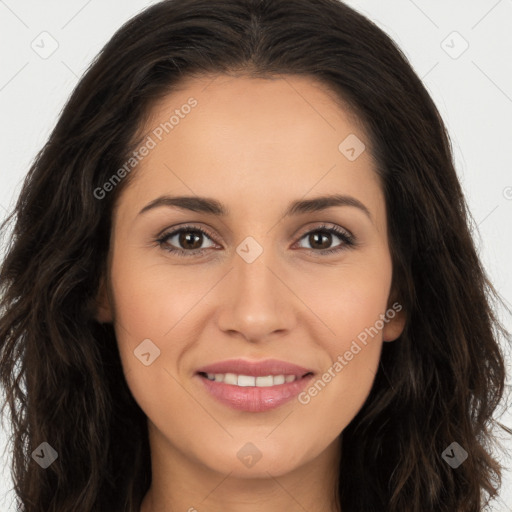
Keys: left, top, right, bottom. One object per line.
{"left": 294, "top": 224, "right": 355, "bottom": 255}
{"left": 156, "top": 225, "right": 218, "bottom": 257}
{"left": 156, "top": 223, "right": 356, "bottom": 257}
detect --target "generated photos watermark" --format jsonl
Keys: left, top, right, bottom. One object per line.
{"left": 93, "top": 97, "right": 198, "bottom": 200}
{"left": 298, "top": 301, "right": 403, "bottom": 405}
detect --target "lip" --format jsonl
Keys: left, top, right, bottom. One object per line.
{"left": 196, "top": 358, "right": 314, "bottom": 377}
{"left": 195, "top": 358, "right": 315, "bottom": 412}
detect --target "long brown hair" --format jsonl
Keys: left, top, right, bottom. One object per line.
{"left": 1, "top": 1, "right": 510, "bottom": 510}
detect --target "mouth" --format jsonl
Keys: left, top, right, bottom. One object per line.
{"left": 195, "top": 359, "right": 315, "bottom": 412}
{"left": 197, "top": 371, "right": 313, "bottom": 387}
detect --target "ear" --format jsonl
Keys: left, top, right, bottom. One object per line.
{"left": 382, "top": 300, "right": 406, "bottom": 343}
{"left": 95, "top": 275, "right": 113, "bottom": 323}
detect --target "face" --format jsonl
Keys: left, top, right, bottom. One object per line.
{"left": 98, "top": 74, "right": 405, "bottom": 479}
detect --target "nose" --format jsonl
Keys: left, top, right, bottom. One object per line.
{"left": 215, "top": 247, "right": 297, "bottom": 344}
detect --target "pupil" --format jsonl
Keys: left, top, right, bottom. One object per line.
{"left": 311, "top": 231, "right": 331, "bottom": 249}
{"left": 180, "top": 231, "right": 202, "bottom": 249}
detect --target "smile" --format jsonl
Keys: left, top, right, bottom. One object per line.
{"left": 195, "top": 359, "right": 315, "bottom": 412}
{"left": 200, "top": 372, "right": 300, "bottom": 386}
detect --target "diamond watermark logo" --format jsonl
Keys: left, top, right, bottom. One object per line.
{"left": 32, "top": 442, "right": 58, "bottom": 469}
{"left": 236, "top": 236, "right": 263, "bottom": 264}
{"left": 442, "top": 442, "right": 468, "bottom": 469}
{"left": 31, "top": 31, "right": 59, "bottom": 59}
{"left": 237, "top": 442, "right": 262, "bottom": 468}
{"left": 339, "top": 134, "right": 366, "bottom": 161}
{"left": 441, "top": 31, "right": 469, "bottom": 60}
{"left": 134, "top": 338, "right": 161, "bottom": 366}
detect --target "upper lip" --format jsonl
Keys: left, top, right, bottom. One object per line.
{"left": 196, "top": 358, "right": 314, "bottom": 378}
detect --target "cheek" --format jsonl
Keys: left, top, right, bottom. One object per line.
{"left": 108, "top": 247, "right": 225, "bottom": 409}
{"left": 290, "top": 252, "right": 392, "bottom": 426}
{"left": 292, "top": 250, "right": 393, "bottom": 348}
{"left": 110, "top": 251, "right": 211, "bottom": 345}
{"left": 108, "top": 254, "right": 206, "bottom": 425}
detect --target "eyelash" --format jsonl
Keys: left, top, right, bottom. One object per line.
{"left": 155, "top": 223, "right": 356, "bottom": 258}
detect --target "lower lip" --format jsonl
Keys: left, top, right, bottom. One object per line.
{"left": 197, "top": 374, "right": 314, "bottom": 412}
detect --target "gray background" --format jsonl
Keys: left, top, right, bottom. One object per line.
{"left": 0, "top": 0, "right": 511, "bottom": 510}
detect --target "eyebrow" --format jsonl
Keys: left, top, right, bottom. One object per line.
{"left": 139, "top": 193, "right": 372, "bottom": 222}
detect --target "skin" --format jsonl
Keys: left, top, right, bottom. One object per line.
{"left": 96, "top": 74, "right": 406, "bottom": 512}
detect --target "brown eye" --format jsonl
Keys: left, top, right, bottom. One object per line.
{"left": 307, "top": 231, "right": 334, "bottom": 250}
{"left": 157, "top": 226, "right": 217, "bottom": 256}
{"left": 157, "top": 223, "right": 355, "bottom": 258}
{"left": 296, "top": 225, "right": 354, "bottom": 254}
{"left": 177, "top": 230, "right": 204, "bottom": 250}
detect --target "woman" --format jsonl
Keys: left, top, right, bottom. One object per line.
{"left": 0, "top": 0, "right": 510, "bottom": 510}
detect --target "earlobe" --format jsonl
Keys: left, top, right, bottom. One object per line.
{"left": 95, "top": 276, "right": 113, "bottom": 323}
{"left": 382, "top": 302, "right": 406, "bottom": 342}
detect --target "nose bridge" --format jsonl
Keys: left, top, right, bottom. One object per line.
{"left": 233, "top": 235, "right": 282, "bottom": 308}
{"left": 236, "top": 244, "right": 274, "bottom": 293}
{"left": 215, "top": 234, "right": 295, "bottom": 340}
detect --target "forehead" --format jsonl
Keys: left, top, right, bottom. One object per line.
{"left": 142, "top": 73, "right": 372, "bottom": 165}
{"left": 120, "top": 74, "right": 385, "bottom": 229}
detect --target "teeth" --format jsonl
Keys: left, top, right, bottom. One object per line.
{"left": 238, "top": 375, "right": 255, "bottom": 387}
{"left": 224, "top": 373, "right": 238, "bottom": 385}
{"left": 273, "top": 375, "right": 285, "bottom": 385}
{"left": 204, "top": 373, "right": 299, "bottom": 387}
{"left": 255, "top": 375, "right": 273, "bottom": 387}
